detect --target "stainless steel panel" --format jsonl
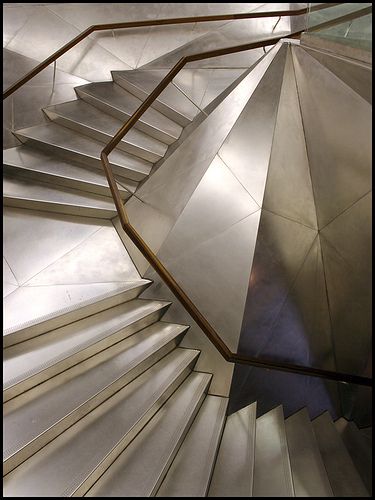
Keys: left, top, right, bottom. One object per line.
{"left": 219, "top": 44, "right": 287, "bottom": 206}
{"left": 253, "top": 405, "right": 295, "bottom": 497}
{"left": 3, "top": 280, "right": 150, "bottom": 346}
{"left": 4, "top": 299, "right": 172, "bottom": 399}
{"left": 303, "top": 47, "right": 372, "bottom": 104}
{"left": 285, "top": 408, "right": 333, "bottom": 497}
{"left": 208, "top": 402, "right": 256, "bottom": 497}
{"left": 86, "top": 371, "right": 211, "bottom": 497}
{"left": 292, "top": 45, "right": 371, "bottom": 229}
{"left": 156, "top": 395, "right": 228, "bottom": 497}
{"left": 15, "top": 122, "right": 151, "bottom": 181}
{"left": 312, "top": 412, "right": 369, "bottom": 497}
{"left": 44, "top": 100, "right": 167, "bottom": 162}
{"left": 3, "top": 146, "right": 131, "bottom": 198}
{"left": 263, "top": 45, "right": 318, "bottom": 229}
{"left": 3, "top": 348, "right": 200, "bottom": 496}
{"left": 238, "top": 210, "right": 317, "bottom": 358}
{"left": 335, "top": 418, "right": 372, "bottom": 493}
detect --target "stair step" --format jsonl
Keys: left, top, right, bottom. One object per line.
{"left": 14, "top": 122, "right": 152, "bottom": 182}
{"left": 253, "top": 405, "right": 295, "bottom": 497}
{"left": 3, "top": 175, "right": 119, "bottom": 219}
{"left": 75, "top": 81, "right": 183, "bottom": 144}
{"left": 208, "top": 402, "right": 257, "bottom": 497}
{"left": 3, "top": 348, "right": 199, "bottom": 495}
{"left": 312, "top": 412, "right": 369, "bottom": 497}
{"left": 3, "top": 146, "right": 134, "bottom": 198}
{"left": 112, "top": 69, "right": 199, "bottom": 126}
{"left": 86, "top": 371, "right": 211, "bottom": 497}
{"left": 335, "top": 418, "right": 372, "bottom": 494}
{"left": 3, "top": 280, "right": 151, "bottom": 347}
{"left": 156, "top": 395, "right": 227, "bottom": 497}
{"left": 285, "top": 408, "right": 333, "bottom": 497}
{"left": 4, "top": 322, "right": 188, "bottom": 475}
{"left": 4, "top": 299, "right": 172, "bottom": 402}
{"left": 44, "top": 100, "right": 167, "bottom": 163}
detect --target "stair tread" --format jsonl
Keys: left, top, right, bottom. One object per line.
{"left": 86, "top": 371, "right": 211, "bottom": 497}
{"left": 15, "top": 122, "right": 152, "bottom": 180}
{"left": 76, "top": 81, "right": 183, "bottom": 142}
{"left": 208, "top": 402, "right": 257, "bottom": 497}
{"left": 312, "top": 412, "right": 369, "bottom": 497}
{"left": 334, "top": 418, "right": 372, "bottom": 494}
{"left": 3, "top": 348, "right": 199, "bottom": 497}
{"left": 4, "top": 321, "right": 184, "bottom": 462}
{"left": 44, "top": 100, "right": 167, "bottom": 160}
{"left": 253, "top": 405, "right": 295, "bottom": 497}
{"left": 112, "top": 69, "right": 200, "bottom": 124}
{"left": 156, "top": 395, "right": 227, "bottom": 497}
{"left": 285, "top": 408, "right": 333, "bottom": 497}
{"left": 4, "top": 299, "right": 172, "bottom": 393}
{"left": 3, "top": 175, "right": 119, "bottom": 212}
{"left": 3, "top": 145, "right": 134, "bottom": 195}
{"left": 3, "top": 280, "right": 150, "bottom": 340}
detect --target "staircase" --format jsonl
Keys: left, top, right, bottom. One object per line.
{"left": 3, "top": 42, "right": 372, "bottom": 497}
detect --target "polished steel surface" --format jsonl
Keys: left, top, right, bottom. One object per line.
{"left": 4, "top": 299, "right": 172, "bottom": 399}
{"left": 285, "top": 408, "right": 333, "bottom": 496}
{"left": 156, "top": 395, "right": 227, "bottom": 497}
{"left": 75, "top": 82, "right": 183, "bottom": 144}
{"left": 312, "top": 412, "right": 369, "bottom": 496}
{"left": 86, "top": 371, "right": 211, "bottom": 497}
{"left": 335, "top": 418, "right": 372, "bottom": 493}
{"left": 3, "top": 175, "right": 118, "bottom": 219}
{"left": 44, "top": 100, "right": 168, "bottom": 162}
{"left": 3, "top": 348, "right": 200, "bottom": 496}
{"left": 208, "top": 402, "right": 257, "bottom": 497}
{"left": 3, "top": 146, "right": 131, "bottom": 198}
{"left": 15, "top": 122, "right": 151, "bottom": 181}
{"left": 253, "top": 405, "right": 295, "bottom": 497}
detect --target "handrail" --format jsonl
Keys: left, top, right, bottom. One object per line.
{"left": 3, "top": 2, "right": 343, "bottom": 100}
{"left": 99, "top": 8, "right": 372, "bottom": 388}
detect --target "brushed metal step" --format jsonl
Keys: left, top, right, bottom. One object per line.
{"left": 86, "top": 370, "right": 211, "bottom": 497}
{"left": 3, "top": 279, "right": 151, "bottom": 347}
{"left": 112, "top": 69, "right": 199, "bottom": 126}
{"left": 4, "top": 348, "right": 200, "bottom": 496}
{"left": 3, "top": 175, "right": 119, "bottom": 219}
{"left": 44, "top": 100, "right": 167, "bottom": 163}
{"left": 335, "top": 418, "right": 372, "bottom": 494}
{"left": 4, "top": 299, "right": 172, "bottom": 401}
{"left": 3, "top": 145, "right": 134, "bottom": 198}
{"left": 285, "top": 408, "right": 333, "bottom": 497}
{"left": 75, "top": 81, "right": 183, "bottom": 144}
{"left": 312, "top": 412, "right": 369, "bottom": 497}
{"left": 253, "top": 405, "right": 295, "bottom": 497}
{"left": 156, "top": 395, "right": 227, "bottom": 497}
{"left": 14, "top": 122, "right": 152, "bottom": 182}
{"left": 208, "top": 402, "right": 257, "bottom": 497}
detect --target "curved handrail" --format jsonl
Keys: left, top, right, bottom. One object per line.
{"left": 3, "top": 3, "right": 343, "bottom": 100}
{"left": 100, "top": 20, "right": 372, "bottom": 387}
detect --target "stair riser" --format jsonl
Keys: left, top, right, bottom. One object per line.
{"left": 3, "top": 196, "right": 116, "bottom": 220}
{"left": 4, "top": 307, "right": 171, "bottom": 403}
{"left": 4, "top": 283, "right": 150, "bottom": 348}
{"left": 13, "top": 134, "right": 146, "bottom": 183}
{"left": 75, "top": 88, "right": 176, "bottom": 145}
{"left": 73, "top": 360, "right": 199, "bottom": 496}
{"left": 4, "top": 334, "right": 187, "bottom": 476}
{"left": 44, "top": 110, "right": 163, "bottom": 163}
{"left": 3, "top": 163, "right": 128, "bottom": 200}
{"left": 113, "top": 75, "right": 191, "bottom": 127}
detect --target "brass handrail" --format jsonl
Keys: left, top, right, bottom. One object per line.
{"left": 3, "top": 2, "right": 343, "bottom": 100}
{"left": 100, "top": 9, "right": 372, "bottom": 388}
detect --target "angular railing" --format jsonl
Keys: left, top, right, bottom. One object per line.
{"left": 4, "top": 3, "right": 372, "bottom": 387}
